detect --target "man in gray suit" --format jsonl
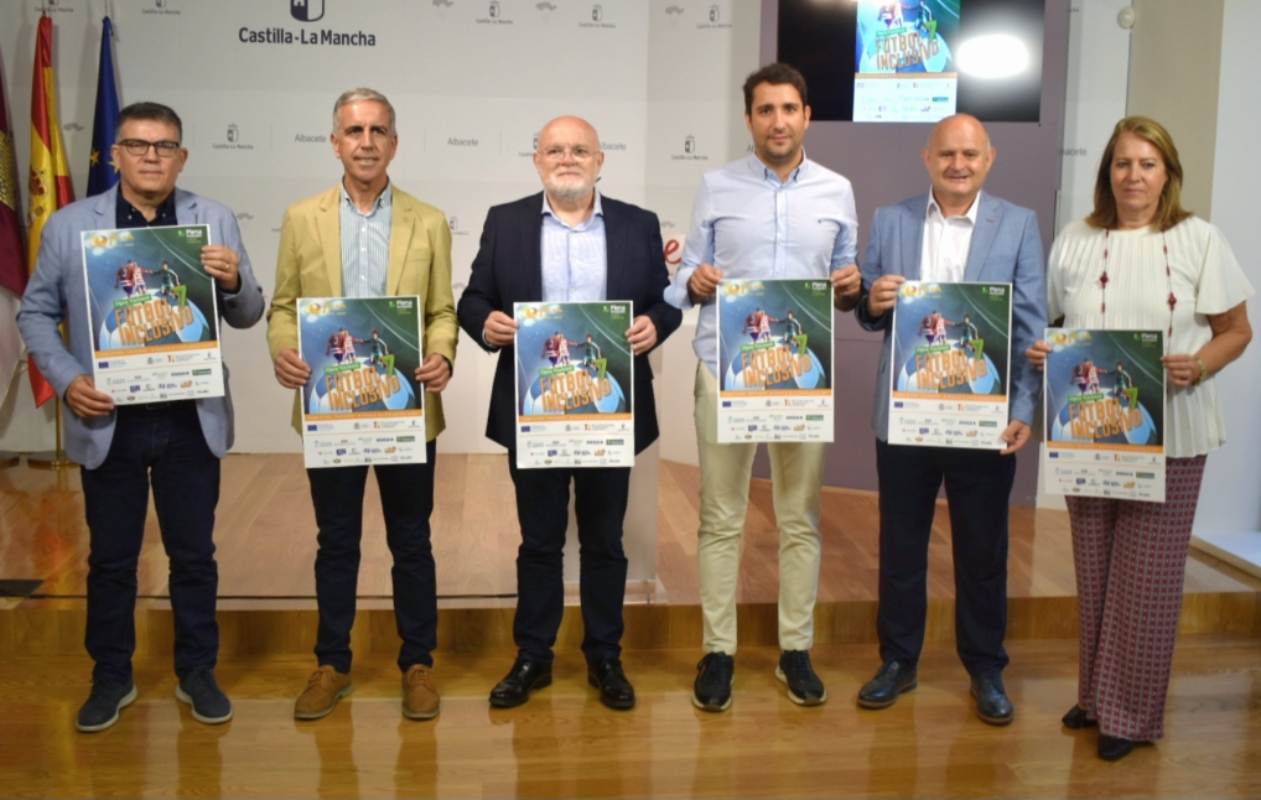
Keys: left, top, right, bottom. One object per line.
{"left": 852, "top": 114, "right": 1045, "bottom": 724}
{"left": 18, "top": 102, "right": 264, "bottom": 732}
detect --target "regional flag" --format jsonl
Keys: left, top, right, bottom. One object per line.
{"left": 27, "top": 14, "right": 75, "bottom": 407}
{"left": 0, "top": 65, "right": 23, "bottom": 296}
{"left": 87, "top": 16, "right": 120, "bottom": 197}
{"left": 1, "top": 57, "right": 26, "bottom": 408}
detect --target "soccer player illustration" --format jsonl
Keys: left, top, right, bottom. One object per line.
{"left": 543, "top": 331, "right": 578, "bottom": 366}
{"left": 326, "top": 327, "right": 357, "bottom": 364}
{"left": 114, "top": 260, "right": 149, "bottom": 297}
{"left": 579, "top": 333, "right": 607, "bottom": 379}
{"left": 782, "top": 309, "right": 809, "bottom": 355}
{"left": 1113, "top": 360, "right": 1139, "bottom": 409}
{"left": 920, "top": 310, "right": 955, "bottom": 345}
{"left": 1072, "top": 358, "right": 1103, "bottom": 395}
{"left": 366, "top": 329, "right": 391, "bottom": 369}
{"left": 156, "top": 259, "right": 186, "bottom": 305}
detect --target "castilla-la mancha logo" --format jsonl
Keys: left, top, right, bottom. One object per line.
{"left": 291, "top": 0, "right": 325, "bottom": 22}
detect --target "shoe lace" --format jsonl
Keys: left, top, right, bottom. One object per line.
{"left": 701, "top": 653, "right": 733, "bottom": 683}
{"left": 185, "top": 669, "right": 216, "bottom": 696}
{"left": 307, "top": 669, "right": 330, "bottom": 691}
{"left": 785, "top": 650, "right": 810, "bottom": 673}
{"left": 407, "top": 665, "right": 434, "bottom": 689}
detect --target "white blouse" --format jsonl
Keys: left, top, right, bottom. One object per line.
{"left": 1048, "top": 216, "right": 1254, "bottom": 458}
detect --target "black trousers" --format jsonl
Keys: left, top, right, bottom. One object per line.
{"left": 874, "top": 438, "right": 1016, "bottom": 677}
{"left": 506, "top": 458, "right": 630, "bottom": 665}
{"left": 307, "top": 439, "right": 438, "bottom": 673}
{"left": 82, "top": 402, "right": 220, "bottom": 685}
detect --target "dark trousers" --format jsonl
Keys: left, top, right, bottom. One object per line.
{"left": 81, "top": 402, "right": 220, "bottom": 685}
{"left": 874, "top": 438, "right": 1016, "bottom": 677}
{"left": 506, "top": 458, "right": 630, "bottom": 665}
{"left": 307, "top": 439, "right": 437, "bottom": 673}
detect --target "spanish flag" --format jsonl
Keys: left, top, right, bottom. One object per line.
{"left": 27, "top": 14, "right": 75, "bottom": 407}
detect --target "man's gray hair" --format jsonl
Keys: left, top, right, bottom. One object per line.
{"left": 332, "top": 88, "right": 396, "bottom": 133}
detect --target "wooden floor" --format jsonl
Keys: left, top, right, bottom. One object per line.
{"left": 2, "top": 454, "right": 1257, "bottom": 608}
{"left": 1, "top": 636, "right": 1258, "bottom": 799}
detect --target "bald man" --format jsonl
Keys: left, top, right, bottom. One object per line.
{"left": 458, "top": 116, "right": 681, "bottom": 710}
{"left": 852, "top": 114, "right": 1046, "bottom": 724}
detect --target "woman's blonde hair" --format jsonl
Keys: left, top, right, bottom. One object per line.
{"left": 1087, "top": 115, "right": 1192, "bottom": 232}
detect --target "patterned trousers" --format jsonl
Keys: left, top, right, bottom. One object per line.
{"left": 1066, "top": 455, "right": 1207, "bottom": 741}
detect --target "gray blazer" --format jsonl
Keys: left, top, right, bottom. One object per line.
{"left": 17, "top": 186, "right": 265, "bottom": 468}
{"left": 855, "top": 192, "right": 1047, "bottom": 441}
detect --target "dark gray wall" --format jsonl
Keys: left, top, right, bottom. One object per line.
{"left": 754, "top": 0, "right": 1071, "bottom": 505}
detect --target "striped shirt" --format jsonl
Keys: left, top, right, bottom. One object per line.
{"left": 339, "top": 180, "right": 392, "bottom": 298}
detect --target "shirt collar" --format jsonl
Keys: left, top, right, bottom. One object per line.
{"left": 540, "top": 190, "right": 603, "bottom": 223}
{"left": 926, "top": 189, "right": 981, "bottom": 224}
{"left": 747, "top": 151, "right": 809, "bottom": 184}
{"left": 340, "top": 179, "right": 392, "bottom": 213}
{"left": 115, "top": 189, "right": 178, "bottom": 228}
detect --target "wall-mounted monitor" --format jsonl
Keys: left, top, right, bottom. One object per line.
{"left": 778, "top": 0, "right": 1046, "bottom": 123}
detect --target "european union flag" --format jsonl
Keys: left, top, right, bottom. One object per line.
{"left": 87, "top": 16, "right": 120, "bottom": 196}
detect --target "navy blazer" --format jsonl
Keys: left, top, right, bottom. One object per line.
{"left": 855, "top": 192, "right": 1047, "bottom": 440}
{"left": 457, "top": 192, "right": 681, "bottom": 454}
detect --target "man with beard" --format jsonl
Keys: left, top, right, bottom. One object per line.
{"left": 458, "top": 115, "right": 680, "bottom": 711}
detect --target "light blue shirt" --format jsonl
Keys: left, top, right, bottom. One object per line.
{"left": 541, "top": 191, "right": 607, "bottom": 302}
{"left": 339, "top": 180, "right": 392, "bottom": 298}
{"left": 665, "top": 154, "right": 859, "bottom": 372}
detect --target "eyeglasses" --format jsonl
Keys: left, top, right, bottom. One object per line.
{"left": 117, "top": 139, "right": 183, "bottom": 158}
{"left": 540, "top": 145, "right": 597, "bottom": 162}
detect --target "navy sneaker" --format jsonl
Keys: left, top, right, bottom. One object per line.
{"left": 692, "top": 652, "right": 735, "bottom": 712}
{"left": 776, "top": 650, "right": 828, "bottom": 706}
{"left": 76, "top": 681, "right": 138, "bottom": 733}
{"left": 175, "top": 669, "right": 233, "bottom": 724}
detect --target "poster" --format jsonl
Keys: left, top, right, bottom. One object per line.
{"left": 298, "top": 296, "right": 426, "bottom": 468}
{"left": 514, "top": 300, "right": 635, "bottom": 469}
{"left": 888, "top": 280, "right": 1011, "bottom": 449}
{"left": 1042, "top": 328, "right": 1165, "bottom": 502}
{"left": 715, "top": 278, "right": 834, "bottom": 443}
{"left": 81, "top": 225, "right": 223, "bottom": 405}
{"left": 854, "top": 0, "right": 961, "bottom": 122}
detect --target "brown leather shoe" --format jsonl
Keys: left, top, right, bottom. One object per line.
{"left": 294, "top": 666, "right": 351, "bottom": 720}
{"left": 402, "top": 663, "right": 440, "bottom": 720}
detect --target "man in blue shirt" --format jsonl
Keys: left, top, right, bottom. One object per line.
{"left": 665, "top": 63, "right": 861, "bottom": 712}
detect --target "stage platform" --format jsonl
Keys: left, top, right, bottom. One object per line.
{"left": 2, "top": 454, "right": 1260, "bottom": 797}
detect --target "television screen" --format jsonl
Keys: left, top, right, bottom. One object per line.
{"left": 778, "top": 0, "right": 1046, "bottom": 123}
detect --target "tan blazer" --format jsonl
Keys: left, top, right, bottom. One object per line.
{"left": 266, "top": 183, "right": 458, "bottom": 440}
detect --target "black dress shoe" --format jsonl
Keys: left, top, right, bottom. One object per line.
{"left": 1098, "top": 734, "right": 1138, "bottom": 761}
{"left": 970, "top": 673, "right": 1014, "bottom": 726}
{"left": 588, "top": 659, "right": 635, "bottom": 710}
{"left": 1062, "top": 704, "right": 1097, "bottom": 730}
{"left": 489, "top": 657, "right": 552, "bottom": 708}
{"left": 856, "top": 661, "right": 917, "bottom": 709}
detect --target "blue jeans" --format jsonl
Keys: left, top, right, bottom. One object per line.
{"left": 307, "top": 439, "right": 438, "bottom": 673}
{"left": 81, "top": 402, "right": 221, "bottom": 685}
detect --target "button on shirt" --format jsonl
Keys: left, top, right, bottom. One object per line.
{"left": 920, "top": 190, "right": 979, "bottom": 283}
{"left": 664, "top": 153, "right": 858, "bottom": 372}
{"left": 541, "top": 192, "right": 607, "bottom": 302}
{"left": 340, "top": 181, "right": 391, "bottom": 298}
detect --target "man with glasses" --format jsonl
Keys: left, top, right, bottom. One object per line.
{"left": 458, "top": 115, "right": 680, "bottom": 710}
{"left": 267, "top": 88, "right": 457, "bottom": 723}
{"left": 19, "top": 101, "right": 264, "bottom": 732}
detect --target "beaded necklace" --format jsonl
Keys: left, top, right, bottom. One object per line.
{"left": 1098, "top": 227, "right": 1176, "bottom": 337}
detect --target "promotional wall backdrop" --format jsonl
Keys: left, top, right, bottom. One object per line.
{"left": 0, "top": 0, "right": 759, "bottom": 458}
